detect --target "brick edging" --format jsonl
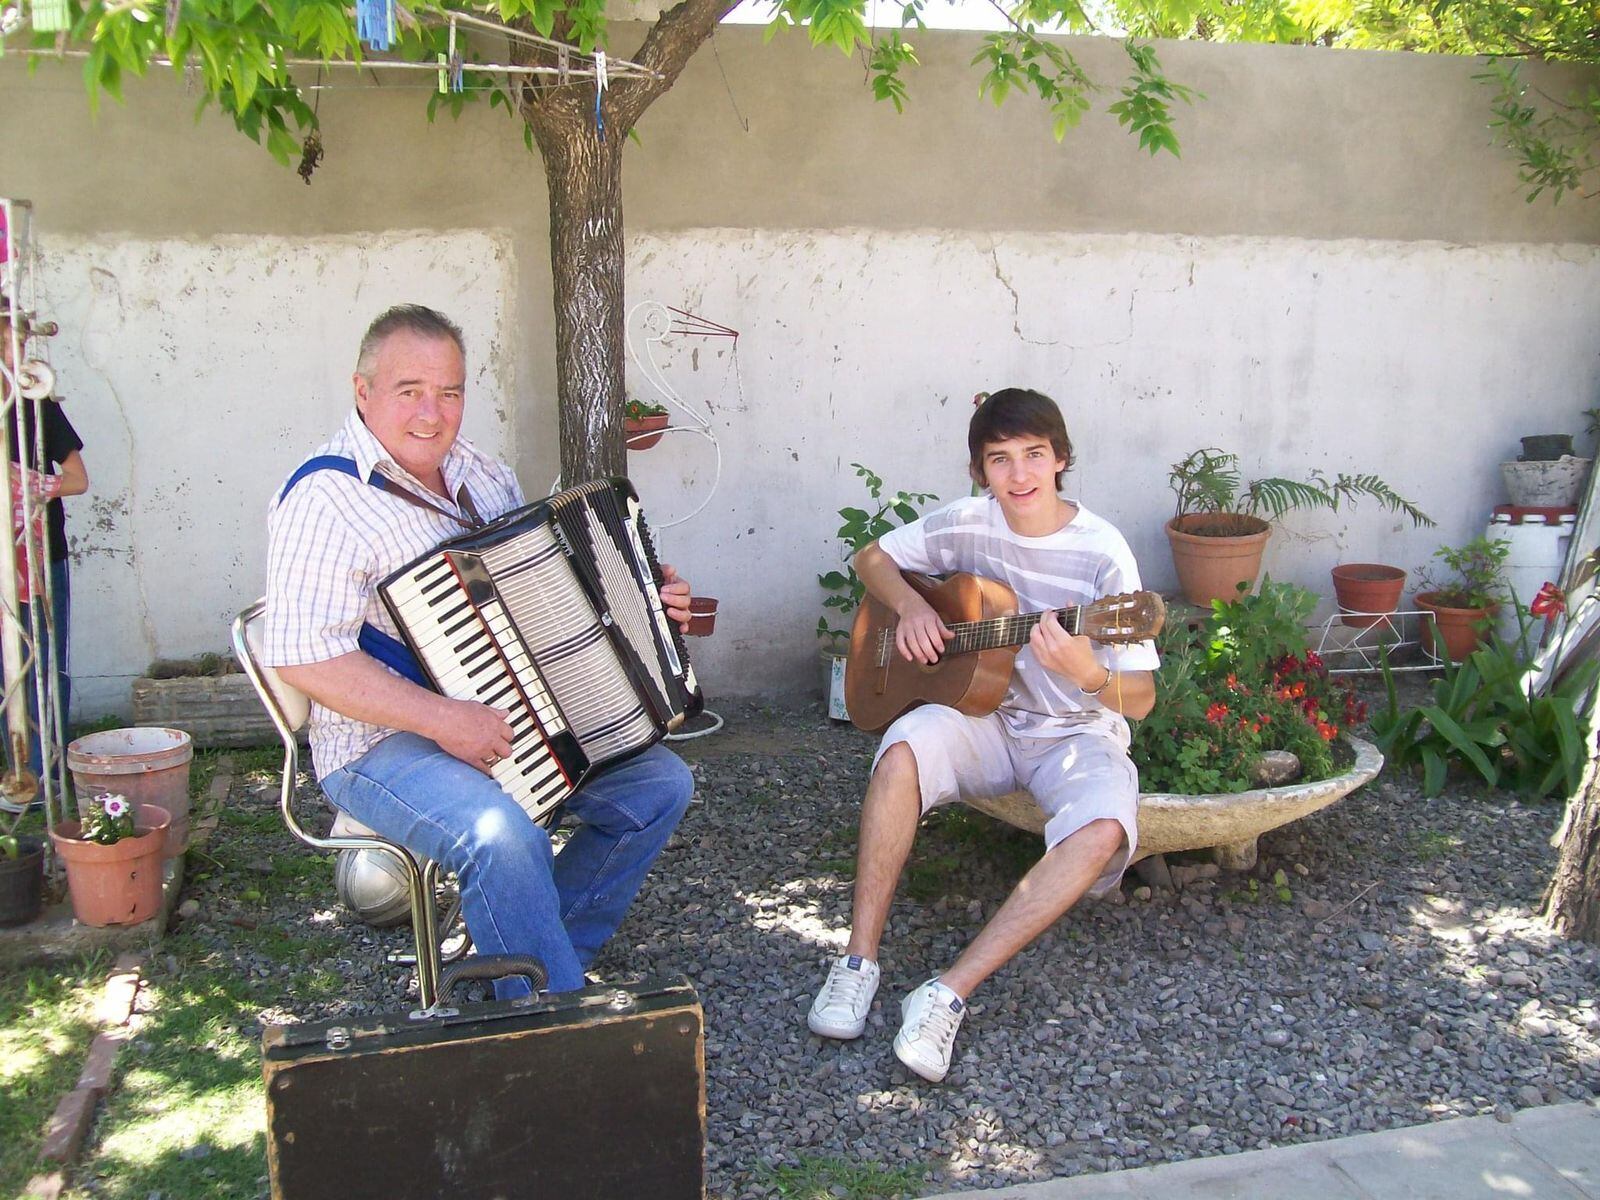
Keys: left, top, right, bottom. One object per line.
{"left": 25, "top": 952, "right": 146, "bottom": 1197}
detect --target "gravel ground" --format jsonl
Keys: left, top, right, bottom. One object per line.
{"left": 183, "top": 689, "right": 1600, "bottom": 1199}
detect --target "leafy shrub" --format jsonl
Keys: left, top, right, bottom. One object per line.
{"left": 1370, "top": 616, "right": 1597, "bottom": 798}
{"left": 816, "top": 463, "right": 937, "bottom": 649}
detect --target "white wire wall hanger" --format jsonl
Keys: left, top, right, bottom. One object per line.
{"left": 623, "top": 299, "right": 735, "bottom": 530}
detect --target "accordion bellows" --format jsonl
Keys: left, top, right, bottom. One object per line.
{"left": 379, "top": 478, "right": 703, "bottom": 825}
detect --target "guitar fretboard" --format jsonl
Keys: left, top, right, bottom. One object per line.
{"left": 945, "top": 606, "right": 1082, "bottom": 656}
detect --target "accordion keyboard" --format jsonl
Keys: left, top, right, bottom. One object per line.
{"left": 383, "top": 551, "right": 582, "bottom": 824}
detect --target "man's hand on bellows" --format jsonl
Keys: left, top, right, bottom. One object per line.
{"left": 660, "top": 562, "right": 692, "bottom": 632}
{"left": 435, "top": 699, "right": 515, "bottom": 776}
{"left": 895, "top": 596, "right": 954, "bottom": 666}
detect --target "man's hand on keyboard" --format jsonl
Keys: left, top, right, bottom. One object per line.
{"left": 434, "top": 699, "right": 515, "bottom": 775}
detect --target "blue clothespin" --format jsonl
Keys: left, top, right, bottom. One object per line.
{"left": 356, "top": 0, "right": 393, "bottom": 52}
{"left": 593, "top": 50, "right": 608, "bottom": 142}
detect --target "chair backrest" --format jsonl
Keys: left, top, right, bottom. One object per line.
{"left": 232, "top": 598, "right": 312, "bottom": 733}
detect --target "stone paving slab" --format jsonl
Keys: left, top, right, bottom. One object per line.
{"left": 921, "top": 1102, "right": 1600, "bottom": 1200}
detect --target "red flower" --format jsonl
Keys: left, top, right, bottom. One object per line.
{"left": 1531, "top": 581, "right": 1566, "bottom": 624}
{"left": 1305, "top": 650, "right": 1324, "bottom": 670}
{"left": 1206, "top": 702, "right": 1230, "bottom": 725}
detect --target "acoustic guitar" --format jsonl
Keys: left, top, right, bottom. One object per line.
{"left": 844, "top": 572, "right": 1167, "bottom": 733}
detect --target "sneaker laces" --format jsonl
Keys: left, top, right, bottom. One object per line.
{"left": 908, "top": 992, "right": 962, "bottom": 1047}
{"left": 820, "top": 962, "right": 873, "bottom": 1011}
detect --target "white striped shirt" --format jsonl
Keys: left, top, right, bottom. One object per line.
{"left": 264, "top": 409, "right": 524, "bottom": 779}
{"left": 877, "top": 495, "right": 1160, "bottom": 743}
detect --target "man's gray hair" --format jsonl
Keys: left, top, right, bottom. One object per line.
{"left": 355, "top": 304, "right": 466, "bottom": 378}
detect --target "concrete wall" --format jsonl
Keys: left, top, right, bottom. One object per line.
{"left": 1, "top": 29, "right": 1597, "bottom": 713}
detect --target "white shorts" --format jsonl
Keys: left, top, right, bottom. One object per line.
{"left": 874, "top": 705, "right": 1140, "bottom": 897}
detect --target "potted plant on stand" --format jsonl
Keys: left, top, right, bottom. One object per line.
{"left": 0, "top": 832, "right": 46, "bottom": 927}
{"left": 1166, "top": 448, "right": 1434, "bottom": 607}
{"left": 50, "top": 793, "right": 171, "bottom": 927}
{"left": 1414, "top": 534, "right": 1511, "bottom": 662}
{"left": 818, "top": 463, "right": 937, "bottom": 720}
{"left": 623, "top": 398, "right": 671, "bottom": 451}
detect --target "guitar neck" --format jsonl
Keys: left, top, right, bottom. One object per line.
{"left": 947, "top": 606, "right": 1081, "bottom": 655}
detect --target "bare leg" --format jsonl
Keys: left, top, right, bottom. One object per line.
{"left": 843, "top": 742, "right": 923, "bottom": 962}
{"left": 938, "top": 818, "right": 1125, "bottom": 998}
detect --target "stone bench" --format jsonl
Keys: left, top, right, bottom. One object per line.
{"left": 961, "top": 734, "right": 1383, "bottom": 871}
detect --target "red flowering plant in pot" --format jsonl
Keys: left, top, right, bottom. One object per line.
{"left": 623, "top": 397, "right": 670, "bottom": 451}
{"left": 1131, "top": 579, "right": 1366, "bottom": 794}
{"left": 50, "top": 793, "right": 171, "bottom": 927}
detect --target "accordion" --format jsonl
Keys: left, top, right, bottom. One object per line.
{"left": 378, "top": 478, "right": 703, "bottom": 825}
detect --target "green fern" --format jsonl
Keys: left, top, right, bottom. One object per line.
{"left": 1170, "top": 448, "right": 1433, "bottom": 528}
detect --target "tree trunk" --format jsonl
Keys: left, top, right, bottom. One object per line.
{"left": 1545, "top": 775, "right": 1600, "bottom": 942}
{"left": 527, "top": 108, "right": 628, "bottom": 486}
{"left": 512, "top": 0, "right": 740, "bottom": 485}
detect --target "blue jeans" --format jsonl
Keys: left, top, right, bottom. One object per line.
{"left": 322, "top": 735, "right": 694, "bottom": 999}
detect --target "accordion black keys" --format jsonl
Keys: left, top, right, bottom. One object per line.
{"left": 379, "top": 478, "right": 703, "bottom": 825}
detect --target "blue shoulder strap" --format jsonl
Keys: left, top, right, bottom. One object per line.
{"left": 278, "top": 454, "right": 364, "bottom": 503}
{"left": 278, "top": 454, "right": 431, "bottom": 690}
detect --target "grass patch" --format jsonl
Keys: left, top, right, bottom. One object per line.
{"left": 68, "top": 961, "right": 269, "bottom": 1200}
{"left": 0, "top": 955, "right": 107, "bottom": 1196}
{"left": 759, "top": 1155, "right": 926, "bottom": 1199}
{"left": 1413, "top": 830, "right": 1462, "bottom": 862}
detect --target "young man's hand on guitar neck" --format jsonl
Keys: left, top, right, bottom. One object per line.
{"left": 1029, "top": 609, "right": 1104, "bottom": 690}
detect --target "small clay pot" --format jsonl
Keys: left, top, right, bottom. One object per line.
{"left": 1330, "top": 563, "right": 1406, "bottom": 628}
{"left": 624, "top": 413, "right": 670, "bottom": 451}
{"left": 1520, "top": 434, "right": 1574, "bottom": 462}
{"left": 685, "top": 596, "right": 718, "bottom": 637}
{"left": 1415, "top": 592, "right": 1495, "bottom": 662}
{"left": 0, "top": 834, "right": 45, "bottom": 928}
{"left": 51, "top": 803, "right": 171, "bottom": 927}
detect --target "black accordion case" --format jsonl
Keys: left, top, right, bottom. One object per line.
{"left": 261, "top": 976, "right": 705, "bottom": 1200}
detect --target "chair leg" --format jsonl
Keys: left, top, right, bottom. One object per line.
{"left": 410, "top": 859, "right": 445, "bottom": 1009}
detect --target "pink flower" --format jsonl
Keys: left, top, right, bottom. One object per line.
{"left": 101, "top": 795, "right": 128, "bottom": 819}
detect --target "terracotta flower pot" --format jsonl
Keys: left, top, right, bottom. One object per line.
{"left": 0, "top": 834, "right": 45, "bottom": 928}
{"left": 51, "top": 803, "right": 171, "bottom": 927}
{"left": 1330, "top": 563, "right": 1406, "bottom": 628}
{"left": 1414, "top": 591, "right": 1494, "bottom": 662}
{"left": 624, "top": 413, "right": 670, "bottom": 451}
{"left": 685, "top": 596, "right": 718, "bottom": 637}
{"left": 1165, "top": 514, "right": 1272, "bottom": 607}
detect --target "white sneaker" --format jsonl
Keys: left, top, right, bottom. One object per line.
{"left": 807, "top": 954, "right": 881, "bottom": 1039}
{"left": 893, "top": 978, "right": 966, "bottom": 1082}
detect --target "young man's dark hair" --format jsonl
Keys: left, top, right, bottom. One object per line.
{"left": 967, "top": 388, "right": 1075, "bottom": 490}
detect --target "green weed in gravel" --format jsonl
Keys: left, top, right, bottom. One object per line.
{"left": 0, "top": 956, "right": 106, "bottom": 1196}
{"left": 759, "top": 1155, "right": 926, "bottom": 1199}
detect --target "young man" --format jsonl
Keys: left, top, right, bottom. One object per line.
{"left": 265, "top": 304, "right": 695, "bottom": 998}
{"left": 807, "top": 388, "right": 1158, "bottom": 1082}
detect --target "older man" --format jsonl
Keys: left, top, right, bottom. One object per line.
{"left": 264, "top": 304, "right": 694, "bottom": 998}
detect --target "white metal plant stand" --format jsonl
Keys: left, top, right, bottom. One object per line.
{"left": 1314, "top": 608, "right": 1444, "bottom": 675}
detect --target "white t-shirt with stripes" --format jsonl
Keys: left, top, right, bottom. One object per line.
{"left": 875, "top": 494, "right": 1160, "bottom": 743}
{"left": 263, "top": 409, "right": 524, "bottom": 779}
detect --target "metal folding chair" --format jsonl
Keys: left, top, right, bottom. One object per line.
{"left": 231, "top": 598, "right": 451, "bottom": 1009}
